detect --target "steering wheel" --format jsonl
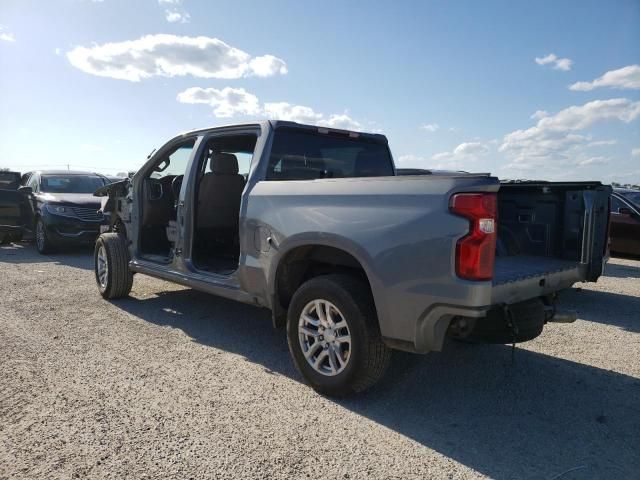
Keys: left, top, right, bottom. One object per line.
{"left": 171, "top": 175, "right": 184, "bottom": 200}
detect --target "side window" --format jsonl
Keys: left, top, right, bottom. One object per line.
{"left": 151, "top": 139, "right": 196, "bottom": 179}
{"left": 199, "top": 134, "right": 258, "bottom": 179}
{"left": 28, "top": 175, "right": 39, "bottom": 192}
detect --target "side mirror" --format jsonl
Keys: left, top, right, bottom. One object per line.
{"left": 618, "top": 207, "right": 632, "bottom": 215}
{"left": 17, "top": 186, "right": 33, "bottom": 195}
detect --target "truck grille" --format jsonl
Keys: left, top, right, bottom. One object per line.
{"left": 70, "top": 207, "right": 104, "bottom": 222}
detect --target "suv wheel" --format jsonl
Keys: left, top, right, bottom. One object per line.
{"left": 35, "top": 218, "right": 54, "bottom": 254}
{"left": 286, "top": 274, "right": 391, "bottom": 396}
{"left": 94, "top": 233, "right": 133, "bottom": 299}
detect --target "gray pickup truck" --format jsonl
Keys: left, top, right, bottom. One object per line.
{"left": 93, "top": 121, "right": 611, "bottom": 396}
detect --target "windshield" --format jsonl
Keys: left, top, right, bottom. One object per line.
{"left": 620, "top": 191, "right": 640, "bottom": 206}
{"left": 41, "top": 175, "right": 106, "bottom": 194}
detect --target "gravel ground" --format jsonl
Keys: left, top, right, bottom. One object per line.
{"left": 1, "top": 243, "right": 639, "bottom": 479}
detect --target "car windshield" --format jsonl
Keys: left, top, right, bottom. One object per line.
{"left": 620, "top": 191, "right": 640, "bottom": 206}
{"left": 41, "top": 175, "right": 106, "bottom": 194}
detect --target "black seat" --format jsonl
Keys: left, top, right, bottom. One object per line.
{"left": 197, "top": 153, "right": 245, "bottom": 231}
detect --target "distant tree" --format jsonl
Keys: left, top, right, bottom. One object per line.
{"left": 0, "top": 168, "right": 9, "bottom": 172}
{"left": 611, "top": 182, "right": 621, "bottom": 187}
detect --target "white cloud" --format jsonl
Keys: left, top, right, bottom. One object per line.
{"left": 66, "top": 34, "right": 287, "bottom": 81}
{"left": 587, "top": 139, "right": 617, "bottom": 147}
{"left": 178, "top": 88, "right": 363, "bottom": 130}
{"left": 535, "top": 53, "right": 573, "bottom": 71}
{"left": 262, "top": 103, "right": 362, "bottom": 130}
{"left": 500, "top": 98, "right": 640, "bottom": 171}
{"left": 0, "top": 26, "right": 15, "bottom": 42}
{"left": 428, "top": 141, "right": 490, "bottom": 169}
{"left": 165, "top": 10, "right": 190, "bottom": 23}
{"left": 570, "top": 65, "right": 640, "bottom": 91}
{"left": 530, "top": 110, "right": 548, "bottom": 120}
{"left": 322, "top": 113, "right": 362, "bottom": 131}
{"left": 158, "top": 0, "right": 180, "bottom": 3}
{"left": 420, "top": 123, "right": 439, "bottom": 132}
{"left": 632, "top": 148, "right": 640, "bottom": 158}
{"left": 574, "top": 156, "right": 611, "bottom": 166}
{"left": 262, "top": 102, "right": 323, "bottom": 124}
{"left": 176, "top": 87, "right": 260, "bottom": 117}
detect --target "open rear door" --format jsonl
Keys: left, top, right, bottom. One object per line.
{"left": 0, "top": 171, "right": 27, "bottom": 242}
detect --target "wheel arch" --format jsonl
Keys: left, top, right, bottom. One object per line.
{"left": 269, "top": 235, "right": 384, "bottom": 329}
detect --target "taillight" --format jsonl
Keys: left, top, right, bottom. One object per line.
{"left": 449, "top": 193, "right": 497, "bottom": 280}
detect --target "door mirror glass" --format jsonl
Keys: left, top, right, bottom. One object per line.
{"left": 17, "top": 186, "right": 33, "bottom": 195}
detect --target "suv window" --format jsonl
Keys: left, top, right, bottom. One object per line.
{"left": 0, "top": 172, "right": 20, "bottom": 190}
{"left": 266, "top": 129, "right": 394, "bottom": 181}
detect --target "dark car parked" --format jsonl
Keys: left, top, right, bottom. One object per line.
{"left": 610, "top": 189, "right": 640, "bottom": 256}
{"left": 0, "top": 171, "right": 28, "bottom": 244}
{"left": 0, "top": 170, "right": 110, "bottom": 253}
{"left": 615, "top": 187, "right": 640, "bottom": 206}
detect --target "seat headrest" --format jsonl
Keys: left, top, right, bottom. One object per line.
{"left": 211, "top": 152, "right": 239, "bottom": 175}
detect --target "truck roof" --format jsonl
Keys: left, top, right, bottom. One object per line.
{"left": 177, "top": 120, "right": 388, "bottom": 143}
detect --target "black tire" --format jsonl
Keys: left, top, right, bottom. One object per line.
{"left": 35, "top": 218, "right": 54, "bottom": 254}
{"left": 286, "top": 274, "right": 391, "bottom": 396}
{"left": 94, "top": 233, "right": 133, "bottom": 299}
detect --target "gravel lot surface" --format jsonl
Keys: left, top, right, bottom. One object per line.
{"left": 1, "top": 243, "right": 639, "bottom": 479}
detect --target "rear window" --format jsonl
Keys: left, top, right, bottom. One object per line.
{"left": 0, "top": 172, "right": 20, "bottom": 190}
{"left": 266, "top": 129, "right": 394, "bottom": 181}
{"left": 41, "top": 175, "right": 106, "bottom": 194}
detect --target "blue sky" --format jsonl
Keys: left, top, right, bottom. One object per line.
{"left": 1, "top": 0, "right": 639, "bottom": 182}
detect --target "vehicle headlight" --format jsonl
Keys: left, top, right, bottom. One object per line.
{"left": 46, "top": 204, "right": 68, "bottom": 215}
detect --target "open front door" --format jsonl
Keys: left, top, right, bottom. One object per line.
{"left": 0, "top": 171, "right": 28, "bottom": 243}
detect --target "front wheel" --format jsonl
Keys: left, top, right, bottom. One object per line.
{"left": 35, "top": 218, "right": 54, "bottom": 254}
{"left": 94, "top": 233, "right": 133, "bottom": 299}
{"left": 286, "top": 274, "right": 391, "bottom": 396}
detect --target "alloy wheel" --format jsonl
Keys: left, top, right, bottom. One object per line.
{"left": 298, "top": 299, "right": 352, "bottom": 376}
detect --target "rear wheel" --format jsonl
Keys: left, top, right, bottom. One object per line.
{"left": 286, "top": 274, "right": 391, "bottom": 396}
{"left": 35, "top": 218, "right": 54, "bottom": 254}
{"left": 94, "top": 233, "right": 133, "bottom": 299}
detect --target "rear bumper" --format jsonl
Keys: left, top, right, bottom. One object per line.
{"left": 383, "top": 261, "right": 587, "bottom": 354}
